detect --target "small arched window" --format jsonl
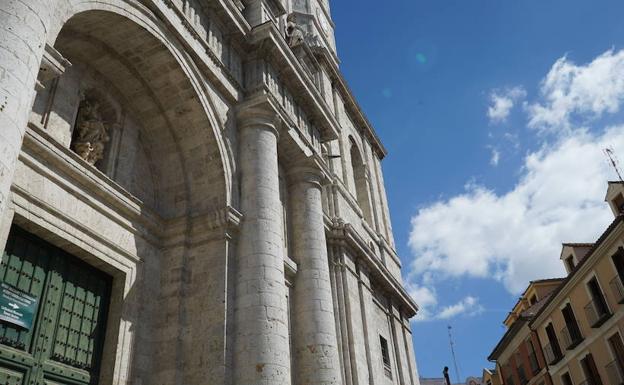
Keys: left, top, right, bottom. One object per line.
{"left": 349, "top": 137, "right": 373, "bottom": 224}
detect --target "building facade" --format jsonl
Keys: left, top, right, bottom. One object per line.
{"left": 488, "top": 279, "right": 563, "bottom": 385}
{"left": 487, "top": 182, "right": 624, "bottom": 385}
{"left": 531, "top": 183, "right": 624, "bottom": 385}
{"left": 0, "top": 0, "right": 420, "bottom": 384}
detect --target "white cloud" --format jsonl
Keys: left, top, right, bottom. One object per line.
{"left": 527, "top": 49, "right": 624, "bottom": 133}
{"left": 407, "top": 283, "right": 483, "bottom": 322}
{"left": 409, "top": 127, "right": 622, "bottom": 294}
{"left": 437, "top": 296, "right": 484, "bottom": 320}
{"left": 489, "top": 147, "right": 501, "bottom": 166}
{"left": 407, "top": 283, "right": 438, "bottom": 322}
{"left": 488, "top": 86, "right": 527, "bottom": 123}
{"left": 407, "top": 49, "right": 624, "bottom": 308}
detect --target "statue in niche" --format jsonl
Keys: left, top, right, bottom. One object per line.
{"left": 286, "top": 13, "right": 305, "bottom": 47}
{"left": 72, "top": 97, "right": 110, "bottom": 165}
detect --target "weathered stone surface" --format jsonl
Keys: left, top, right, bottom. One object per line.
{"left": 0, "top": 1, "right": 421, "bottom": 384}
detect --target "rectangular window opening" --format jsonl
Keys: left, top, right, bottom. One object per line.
{"left": 379, "top": 335, "right": 392, "bottom": 379}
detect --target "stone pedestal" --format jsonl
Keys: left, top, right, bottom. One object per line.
{"left": 233, "top": 109, "right": 290, "bottom": 385}
{"left": 0, "top": 0, "right": 51, "bottom": 229}
{"left": 289, "top": 166, "right": 342, "bottom": 385}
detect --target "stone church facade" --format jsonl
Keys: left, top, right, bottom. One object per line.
{"left": 0, "top": 0, "right": 420, "bottom": 384}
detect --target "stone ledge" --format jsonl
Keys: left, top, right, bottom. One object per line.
{"left": 327, "top": 221, "right": 419, "bottom": 318}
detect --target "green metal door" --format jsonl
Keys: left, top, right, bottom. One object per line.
{"left": 0, "top": 226, "right": 111, "bottom": 385}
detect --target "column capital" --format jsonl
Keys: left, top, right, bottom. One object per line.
{"left": 287, "top": 165, "right": 325, "bottom": 187}
{"left": 236, "top": 105, "right": 281, "bottom": 138}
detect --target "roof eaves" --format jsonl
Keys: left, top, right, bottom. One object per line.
{"left": 529, "top": 214, "right": 624, "bottom": 328}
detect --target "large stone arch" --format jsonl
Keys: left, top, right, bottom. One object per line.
{"left": 51, "top": 0, "right": 233, "bottom": 217}
{"left": 20, "top": 3, "right": 240, "bottom": 383}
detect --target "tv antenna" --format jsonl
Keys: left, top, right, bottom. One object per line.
{"left": 604, "top": 147, "right": 624, "bottom": 182}
{"left": 447, "top": 325, "right": 461, "bottom": 384}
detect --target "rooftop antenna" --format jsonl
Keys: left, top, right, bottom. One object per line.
{"left": 604, "top": 147, "right": 624, "bottom": 182}
{"left": 447, "top": 325, "right": 461, "bottom": 384}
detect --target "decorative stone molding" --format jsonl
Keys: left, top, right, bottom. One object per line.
{"left": 327, "top": 220, "right": 419, "bottom": 318}
{"left": 236, "top": 103, "right": 281, "bottom": 138}
{"left": 36, "top": 44, "right": 71, "bottom": 91}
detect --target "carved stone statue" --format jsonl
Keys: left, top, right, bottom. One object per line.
{"left": 285, "top": 14, "right": 305, "bottom": 47}
{"left": 72, "top": 98, "right": 110, "bottom": 165}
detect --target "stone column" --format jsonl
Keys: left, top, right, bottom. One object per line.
{"left": 0, "top": 0, "right": 51, "bottom": 226}
{"left": 289, "top": 166, "right": 342, "bottom": 385}
{"left": 233, "top": 109, "right": 290, "bottom": 385}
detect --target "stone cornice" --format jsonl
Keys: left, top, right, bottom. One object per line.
{"left": 327, "top": 220, "right": 418, "bottom": 317}
{"left": 238, "top": 90, "right": 332, "bottom": 179}
{"left": 22, "top": 122, "right": 164, "bottom": 235}
{"left": 248, "top": 21, "right": 340, "bottom": 142}
{"left": 22, "top": 122, "right": 243, "bottom": 250}
{"left": 208, "top": 0, "right": 251, "bottom": 36}
{"left": 151, "top": 0, "right": 244, "bottom": 102}
{"left": 163, "top": 206, "right": 243, "bottom": 247}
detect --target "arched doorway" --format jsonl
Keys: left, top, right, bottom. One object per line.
{"left": 2, "top": 4, "right": 233, "bottom": 384}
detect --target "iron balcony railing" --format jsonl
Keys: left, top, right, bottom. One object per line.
{"left": 543, "top": 342, "right": 562, "bottom": 365}
{"left": 610, "top": 275, "right": 624, "bottom": 304}
{"left": 560, "top": 325, "right": 583, "bottom": 350}
{"left": 606, "top": 359, "right": 624, "bottom": 385}
{"left": 584, "top": 299, "right": 610, "bottom": 328}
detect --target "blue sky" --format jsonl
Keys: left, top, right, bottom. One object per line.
{"left": 332, "top": 0, "right": 624, "bottom": 380}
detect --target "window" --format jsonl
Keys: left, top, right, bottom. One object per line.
{"left": 379, "top": 335, "right": 392, "bottom": 378}
{"left": 544, "top": 322, "right": 563, "bottom": 364}
{"left": 527, "top": 339, "right": 540, "bottom": 374}
{"left": 504, "top": 364, "right": 516, "bottom": 385}
{"left": 611, "top": 248, "right": 624, "bottom": 303}
{"left": 607, "top": 333, "right": 624, "bottom": 385}
{"left": 580, "top": 353, "right": 603, "bottom": 385}
{"left": 561, "top": 372, "right": 573, "bottom": 385}
{"left": 516, "top": 352, "right": 527, "bottom": 385}
{"left": 349, "top": 138, "right": 373, "bottom": 224}
{"left": 585, "top": 277, "right": 610, "bottom": 327}
{"left": 614, "top": 193, "right": 624, "bottom": 213}
{"left": 565, "top": 256, "right": 576, "bottom": 272}
{"left": 530, "top": 295, "right": 538, "bottom": 305}
{"left": 561, "top": 303, "right": 583, "bottom": 349}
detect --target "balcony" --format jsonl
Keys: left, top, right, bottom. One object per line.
{"left": 560, "top": 325, "right": 583, "bottom": 350}
{"left": 610, "top": 275, "right": 624, "bottom": 304}
{"left": 584, "top": 299, "right": 611, "bottom": 328}
{"left": 543, "top": 343, "right": 563, "bottom": 365}
{"left": 606, "top": 360, "right": 624, "bottom": 385}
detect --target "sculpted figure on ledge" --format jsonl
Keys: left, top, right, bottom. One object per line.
{"left": 72, "top": 97, "right": 110, "bottom": 165}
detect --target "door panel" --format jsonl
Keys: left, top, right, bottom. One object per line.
{"left": 0, "top": 226, "right": 111, "bottom": 385}
{"left": 0, "top": 365, "right": 26, "bottom": 385}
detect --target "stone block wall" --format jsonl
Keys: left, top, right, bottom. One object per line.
{"left": 0, "top": 1, "right": 420, "bottom": 384}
